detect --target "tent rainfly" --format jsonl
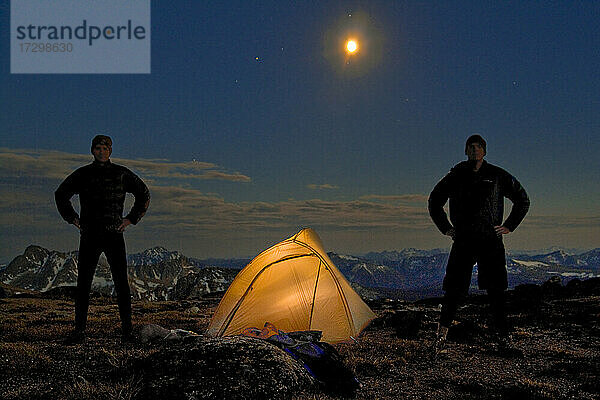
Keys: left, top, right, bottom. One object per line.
{"left": 206, "top": 228, "right": 376, "bottom": 343}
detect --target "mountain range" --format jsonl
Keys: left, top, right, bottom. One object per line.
{"left": 0, "top": 245, "right": 238, "bottom": 301}
{"left": 354, "top": 248, "right": 600, "bottom": 298}
{"left": 1, "top": 245, "right": 599, "bottom": 301}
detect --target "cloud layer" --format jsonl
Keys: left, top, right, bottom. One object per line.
{"left": 307, "top": 183, "right": 340, "bottom": 190}
{"left": 1, "top": 147, "right": 598, "bottom": 261}
{"left": 145, "top": 186, "right": 431, "bottom": 232}
{"left": 0, "top": 148, "right": 251, "bottom": 182}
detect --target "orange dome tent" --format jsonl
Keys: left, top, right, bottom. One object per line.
{"left": 206, "top": 228, "right": 376, "bottom": 344}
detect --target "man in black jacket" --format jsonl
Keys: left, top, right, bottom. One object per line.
{"left": 428, "top": 135, "right": 529, "bottom": 352}
{"left": 55, "top": 135, "right": 150, "bottom": 344}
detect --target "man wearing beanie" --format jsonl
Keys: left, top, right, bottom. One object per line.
{"left": 428, "top": 134, "right": 529, "bottom": 353}
{"left": 55, "top": 135, "right": 150, "bottom": 344}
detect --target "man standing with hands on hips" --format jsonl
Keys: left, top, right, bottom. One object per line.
{"left": 55, "top": 135, "right": 150, "bottom": 344}
{"left": 428, "top": 135, "right": 529, "bottom": 353}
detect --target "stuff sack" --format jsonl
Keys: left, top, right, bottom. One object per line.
{"left": 243, "top": 322, "right": 360, "bottom": 395}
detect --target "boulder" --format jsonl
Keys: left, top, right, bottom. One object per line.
{"left": 138, "top": 335, "right": 316, "bottom": 399}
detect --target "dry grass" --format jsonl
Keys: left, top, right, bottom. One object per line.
{"left": 61, "top": 375, "right": 142, "bottom": 400}
{"left": 1, "top": 289, "right": 600, "bottom": 400}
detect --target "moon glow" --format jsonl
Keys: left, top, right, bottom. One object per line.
{"left": 346, "top": 40, "right": 358, "bottom": 53}
{"left": 323, "top": 11, "right": 383, "bottom": 77}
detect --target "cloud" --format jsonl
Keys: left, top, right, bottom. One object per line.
{"left": 521, "top": 215, "right": 600, "bottom": 229}
{"left": 359, "top": 194, "right": 429, "bottom": 203}
{"left": 1, "top": 146, "right": 598, "bottom": 260}
{"left": 0, "top": 148, "right": 85, "bottom": 180}
{"left": 111, "top": 158, "right": 251, "bottom": 182}
{"left": 307, "top": 183, "right": 340, "bottom": 190}
{"left": 2, "top": 175, "right": 600, "bottom": 259}
{"left": 0, "top": 148, "right": 251, "bottom": 182}
{"left": 143, "top": 188, "right": 431, "bottom": 232}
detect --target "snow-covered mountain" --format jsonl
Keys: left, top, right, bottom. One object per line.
{"left": 127, "top": 246, "right": 184, "bottom": 267}
{"left": 362, "top": 249, "right": 446, "bottom": 263}
{"left": 0, "top": 245, "right": 78, "bottom": 292}
{"left": 331, "top": 251, "right": 448, "bottom": 299}
{"left": 580, "top": 248, "right": 600, "bottom": 266}
{"left": 0, "top": 245, "right": 238, "bottom": 301}
{"left": 506, "top": 249, "right": 600, "bottom": 271}
{"left": 356, "top": 249, "right": 600, "bottom": 298}
{"left": 2, "top": 245, "right": 599, "bottom": 301}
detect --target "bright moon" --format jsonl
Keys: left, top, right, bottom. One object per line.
{"left": 346, "top": 40, "right": 358, "bottom": 53}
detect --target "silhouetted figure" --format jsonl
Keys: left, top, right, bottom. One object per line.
{"left": 55, "top": 135, "right": 150, "bottom": 344}
{"left": 428, "top": 135, "right": 529, "bottom": 352}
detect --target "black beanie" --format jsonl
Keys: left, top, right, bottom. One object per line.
{"left": 465, "top": 134, "right": 486, "bottom": 155}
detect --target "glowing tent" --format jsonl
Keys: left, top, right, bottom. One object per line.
{"left": 206, "top": 228, "right": 376, "bottom": 344}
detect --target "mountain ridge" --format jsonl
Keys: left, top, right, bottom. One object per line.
{"left": 0, "top": 245, "right": 238, "bottom": 301}
{"left": 2, "top": 245, "right": 599, "bottom": 301}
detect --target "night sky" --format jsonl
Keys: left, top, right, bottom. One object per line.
{"left": 1, "top": 1, "right": 599, "bottom": 262}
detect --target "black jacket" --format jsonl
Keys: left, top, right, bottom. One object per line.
{"left": 428, "top": 160, "right": 529, "bottom": 239}
{"left": 55, "top": 160, "right": 150, "bottom": 232}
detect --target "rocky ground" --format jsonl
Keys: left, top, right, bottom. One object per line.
{"left": 0, "top": 278, "right": 599, "bottom": 400}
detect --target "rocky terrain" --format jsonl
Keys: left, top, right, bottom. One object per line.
{"left": 1, "top": 277, "right": 599, "bottom": 399}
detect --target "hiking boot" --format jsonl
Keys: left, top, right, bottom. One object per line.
{"left": 63, "top": 330, "right": 86, "bottom": 345}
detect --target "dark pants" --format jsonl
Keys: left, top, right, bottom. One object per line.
{"left": 76, "top": 231, "right": 132, "bottom": 334}
{"left": 440, "top": 236, "right": 508, "bottom": 334}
